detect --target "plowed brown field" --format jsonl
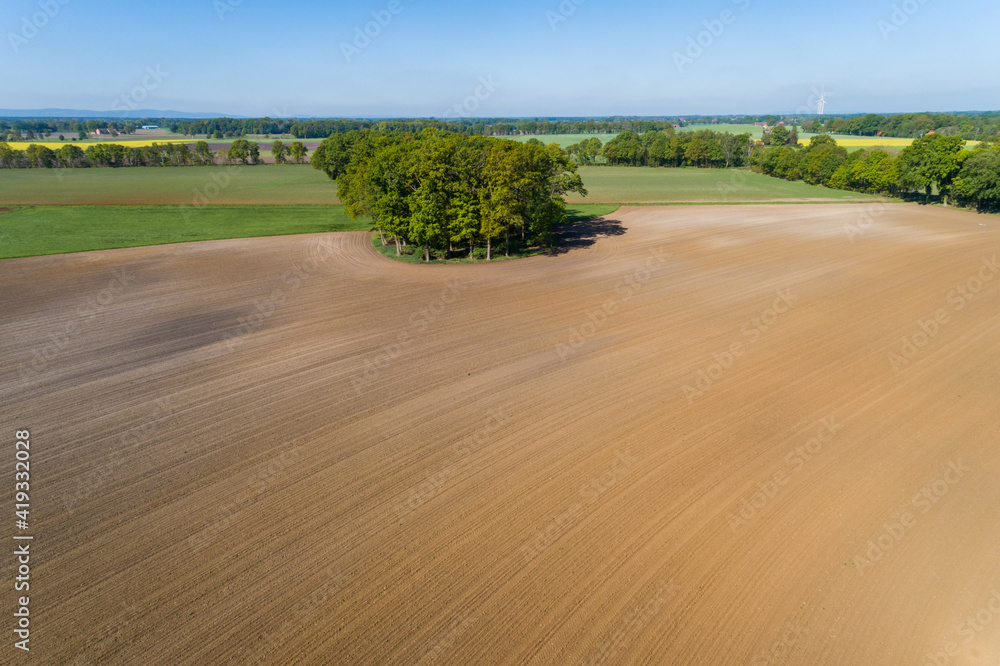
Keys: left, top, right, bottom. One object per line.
{"left": 2, "top": 204, "right": 999, "bottom": 665}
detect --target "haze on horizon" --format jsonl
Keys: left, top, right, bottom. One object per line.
{"left": 3, "top": 0, "right": 999, "bottom": 118}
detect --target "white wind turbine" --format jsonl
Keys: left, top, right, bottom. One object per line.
{"left": 817, "top": 91, "right": 828, "bottom": 115}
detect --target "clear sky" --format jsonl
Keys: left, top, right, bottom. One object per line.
{"left": 3, "top": 0, "right": 999, "bottom": 117}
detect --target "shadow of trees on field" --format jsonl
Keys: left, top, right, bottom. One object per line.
{"left": 895, "top": 191, "right": 936, "bottom": 205}
{"left": 550, "top": 216, "right": 627, "bottom": 255}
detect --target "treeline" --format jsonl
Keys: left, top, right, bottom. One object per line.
{"left": 7, "top": 113, "right": 1000, "bottom": 142}
{"left": 2, "top": 120, "right": 142, "bottom": 141}
{"left": 3, "top": 117, "right": 682, "bottom": 140}
{"left": 0, "top": 139, "right": 308, "bottom": 168}
{"left": 750, "top": 134, "right": 1000, "bottom": 211}
{"left": 320, "top": 129, "right": 585, "bottom": 261}
{"left": 568, "top": 129, "right": 760, "bottom": 168}
{"left": 287, "top": 118, "right": 680, "bottom": 140}
{"left": 802, "top": 112, "right": 1000, "bottom": 141}
{"left": 4, "top": 117, "right": 683, "bottom": 141}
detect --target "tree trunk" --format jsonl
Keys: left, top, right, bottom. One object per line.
{"left": 425, "top": 242, "right": 430, "bottom": 262}
{"left": 378, "top": 228, "right": 387, "bottom": 246}
{"left": 394, "top": 237, "right": 401, "bottom": 256}
{"left": 470, "top": 237, "right": 474, "bottom": 258}
{"left": 487, "top": 237, "right": 492, "bottom": 261}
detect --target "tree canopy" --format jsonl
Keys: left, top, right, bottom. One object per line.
{"left": 333, "top": 129, "right": 586, "bottom": 261}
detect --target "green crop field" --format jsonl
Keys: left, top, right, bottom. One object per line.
{"left": 568, "top": 167, "right": 885, "bottom": 204}
{"left": 0, "top": 165, "right": 887, "bottom": 258}
{"left": 0, "top": 203, "right": 619, "bottom": 259}
{"left": 678, "top": 123, "right": 763, "bottom": 138}
{"left": 0, "top": 164, "right": 885, "bottom": 208}
{"left": 678, "top": 123, "right": 857, "bottom": 142}
{"left": 505, "top": 133, "right": 620, "bottom": 149}
{"left": 0, "top": 205, "right": 368, "bottom": 259}
{"left": 0, "top": 165, "right": 338, "bottom": 205}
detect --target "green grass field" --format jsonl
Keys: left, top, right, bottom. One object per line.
{"left": 677, "top": 123, "right": 763, "bottom": 138}
{"left": 505, "top": 133, "right": 620, "bottom": 149}
{"left": 0, "top": 165, "right": 338, "bottom": 205}
{"left": 0, "top": 204, "right": 620, "bottom": 260}
{"left": 569, "top": 167, "right": 884, "bottom": 204}
{"left": 678, "top": 123, "right": 860, "bottom": 142}
{"left": 0, "top": 205, "right": 368, "bottom": 259}
{"left": 0, "top": 164, "right": 884, "bottom": 208}
{"left": 0, "top": 166, "right": 885, "bottom": 259}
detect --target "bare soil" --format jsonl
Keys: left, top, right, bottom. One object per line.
{"left": 2, "top": 204, "right": 998, "bottom": 664}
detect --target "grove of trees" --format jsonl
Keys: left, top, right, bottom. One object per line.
{"left": 583, "top": 129, "right": 757, "bottom": 168}
{"left": 320, "top": 129, "right": 586, "bottom": 261}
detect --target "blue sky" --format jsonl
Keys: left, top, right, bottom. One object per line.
{"left": 3, "top": 0, "right": 999, "bottom": 117}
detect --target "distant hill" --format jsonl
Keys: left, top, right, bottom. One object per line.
{"left": 0, "top": 109, "right": 242, "bottom": 119}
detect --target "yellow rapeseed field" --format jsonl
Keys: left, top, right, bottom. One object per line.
{"left": 798, "top": 137, "right": 972, "bottom": 149}
{"left": 3, "top": 139, "right": 194, "bottom": 150}
{"left": 831, "top": 137, "right": 915, "bottom": 147}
